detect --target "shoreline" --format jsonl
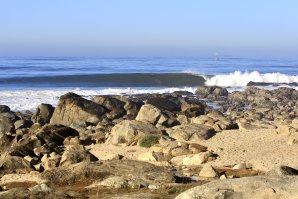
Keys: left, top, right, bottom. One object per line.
{"left": 0, "top": 85, "right": 297, "bottom": 198}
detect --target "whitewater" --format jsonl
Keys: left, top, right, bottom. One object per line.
{"left": 0, "top": 57, "right": 297, "bottom": 111}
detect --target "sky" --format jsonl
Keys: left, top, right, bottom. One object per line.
{"left": 0, "top": 0, "right": 298, "bottom": 57}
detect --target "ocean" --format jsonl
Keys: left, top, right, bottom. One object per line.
{"left": 0, "top": 57, "right": 297, "bottom": 111}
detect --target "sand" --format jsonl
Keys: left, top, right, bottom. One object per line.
{"left": 199, "top": 128, "right": 298, "bottom": 171}
{"left": 89, "top": 129, "right": 298, "bottom": 172}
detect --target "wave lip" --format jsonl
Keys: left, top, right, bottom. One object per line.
{"left": 0, "top": 73, "right": 206, "bottom": 88}
{"left": 205, "top": 71, "right": 298, "bottom": 87}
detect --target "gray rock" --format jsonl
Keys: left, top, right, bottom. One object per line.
{"left": 146, "top": 96, "right": 181, "bottom": 112}
{"left": 176, "top": 176, "right": 298, "bottom": 199}
{"left": 0, "top": 156, "right": 33, "bottom": 174}
{"left": 36, "top": 124, "right": 79, "bottom": 146}
{"left": 0, "top": 105, "right": 10, "bottom": 113}
{"left": 106, "top": 120, "right": 160, "bottom": 146}
{"left": 31, "top": 104, "right": 54, "bottom": 125}
{"left": 169, "top": 124, "right": 215, "bottom": 141}
{"left": 0, "top": 112, "right": 19, "bottom": 135}
{"left": 196, "top": 86, "right": 228, "bottom": 99}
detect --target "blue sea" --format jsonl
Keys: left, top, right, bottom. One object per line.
{"left": 0, "top": 56, "right": 297, "bottom": 111}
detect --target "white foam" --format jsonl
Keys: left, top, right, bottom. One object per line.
{"left": 204, "top": 71, "right": 298, "bottom": 87}
{"left": 0, "top": 87, "right": 196, "bottom": 112}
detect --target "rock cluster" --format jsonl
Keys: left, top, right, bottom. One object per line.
{"left": 0, "top": 85, "right": 297, "bottom": 197}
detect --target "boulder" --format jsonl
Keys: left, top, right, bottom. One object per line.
{"left": 93, "top": 95, "right": 126, "bottom": 119}
{"left": 180, "top": 99, "right": 205, "bottom": 118}
{"left": 31, "top": 104, "right": 54, "bottom": 125}
{"left": 41, "top": 152, "right": 61, "bottom": 170}
{"left": 136, "top": 104, "right": 162, "bottom": 124}
{"left": 14, "top": 119, "right": 33, "bottom": 130}
{"left": 182, "top": 151, "right": 213, "bottom": 166}
{"left": 0, "top": 134, "right": 12, "bottom": 150}
{"left": 175, "top": 176, "right": 298, "bottom": 199}
{"left": 208, "top": 111, "right": 238, "bottom": 130}
{"left": 50, "top": 93, "right": 107, "bottom": 129}
{"left": 36, "top": 124, "right": 79, "bottom": 146}
{"left": 192, "top": 111, "right": 237, "bottom": 131}
{"left": 59, "top": 145, "right": 98, "bottom": 167}
{"left": 106, "top": 120, "right": 160, "bottom": 146}
{"left": 93, "top": 95, "right": 125, "bottom": 111}
{"left": 196, "top": 86, "right": 228, "bottom": 99}
{"left": 0, "top": 156, "right": 33, "bottom": 174}
{"left": 0, "top": 112, "right": 19, "bottom": 135}
{"left": 146, "top": 97, "right": 180, "bottom": 112}
{"left": 41, "top": 160, "right": 176, "bottom": 187}
{"left": 228, "top": 91, "right": 246, "bottom": 104}
{"left": 123, "top": 99, "right": 143, "bottom": 118}
{"left": 0, "top": 105, "right": 10, "bottom": 113}
{"left": 168, "top": 124, "right": 215, "bottom": 142}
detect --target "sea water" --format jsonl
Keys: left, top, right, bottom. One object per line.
{"left": 0, "top": 56, "right": 297, "bottom": 111}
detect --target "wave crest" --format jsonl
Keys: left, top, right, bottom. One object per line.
{"left": 205, "top": 71, "right": 298, "bottom": 87}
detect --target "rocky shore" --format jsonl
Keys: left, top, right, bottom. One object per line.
{"left": 0, "top": 86, "right": 297, "bottom": 198}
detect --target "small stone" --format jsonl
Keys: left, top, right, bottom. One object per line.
{"left": 30, "top": 183, "right": 51, "bottom": 192}
{"left": 199, "top": 164, "right": 218, "bottom": 178}
{"left": 287, "top": 138, "right": 298, "bottom": 145}
{"left": 232, "top": 163, "right": 247, "bottom": 170}
{"left": 220, "top": 174, "right": 227, "bottom": 180}
{"left": 182, "top": 151, "right": 213, "bottom": 166}
{"left": 148, "top": 184, "right": 161, "bottom": 190}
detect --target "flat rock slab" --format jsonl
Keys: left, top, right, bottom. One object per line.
{"left": 176, "top": 176, "right": 298, "bottom": 199}
{"left": 0, "top": 173, "right": 47, "bottom": 186}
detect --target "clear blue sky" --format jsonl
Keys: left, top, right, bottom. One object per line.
{"left": 0, "top": 0, "right": 298, "bottom": 57}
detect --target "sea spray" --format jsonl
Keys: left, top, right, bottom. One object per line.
{"left": 204, "top": 71, "right": 298, "bottom": 87}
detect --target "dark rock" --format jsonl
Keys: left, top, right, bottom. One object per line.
{"left": 50, "top": 93, "right": 107, "bottom": 129}
{"left": 247, "top": 81, "right": 298, "bottom": 87}
{"left": 173, "top": 91, "right": 194, "bottom": 96}
{"left": 93, "top": 95, "right": 126, "bottom": 120}
{"left": 14, "top": 119, "right": 33, "bottom": 130}
{"left": 196, "top": 86, "right": 229, "bottom": 99}
{"left": 31, "top": 104, "right": 55, "bottom": 125}
{"left": 0, "top": 105, "right": 10, "bottom": 113}
{"left": 36, "top": 124, "right": 79, "bottom": 146}
{"left": 146, "top": 97, "right": 181, "bottom": 112}
{"left": 0, "top": 112, "right": 19, "bottom": 135}
{"left": 181, "top": 98, "right": 205, "bottom": 117}
{"left": 93, "top": 95, "right": 125, "bottom": 111}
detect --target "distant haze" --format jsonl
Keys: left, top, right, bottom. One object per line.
{"left": 1, "top": 0, "right": 298, "bottom": 57}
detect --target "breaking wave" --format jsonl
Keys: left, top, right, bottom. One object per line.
{"left": 204, "top": 71, "right": 298, "bottom": 87}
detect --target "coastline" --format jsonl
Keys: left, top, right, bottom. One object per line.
{"left": 0, "top": 85, "right": 297, "bottom": 198}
